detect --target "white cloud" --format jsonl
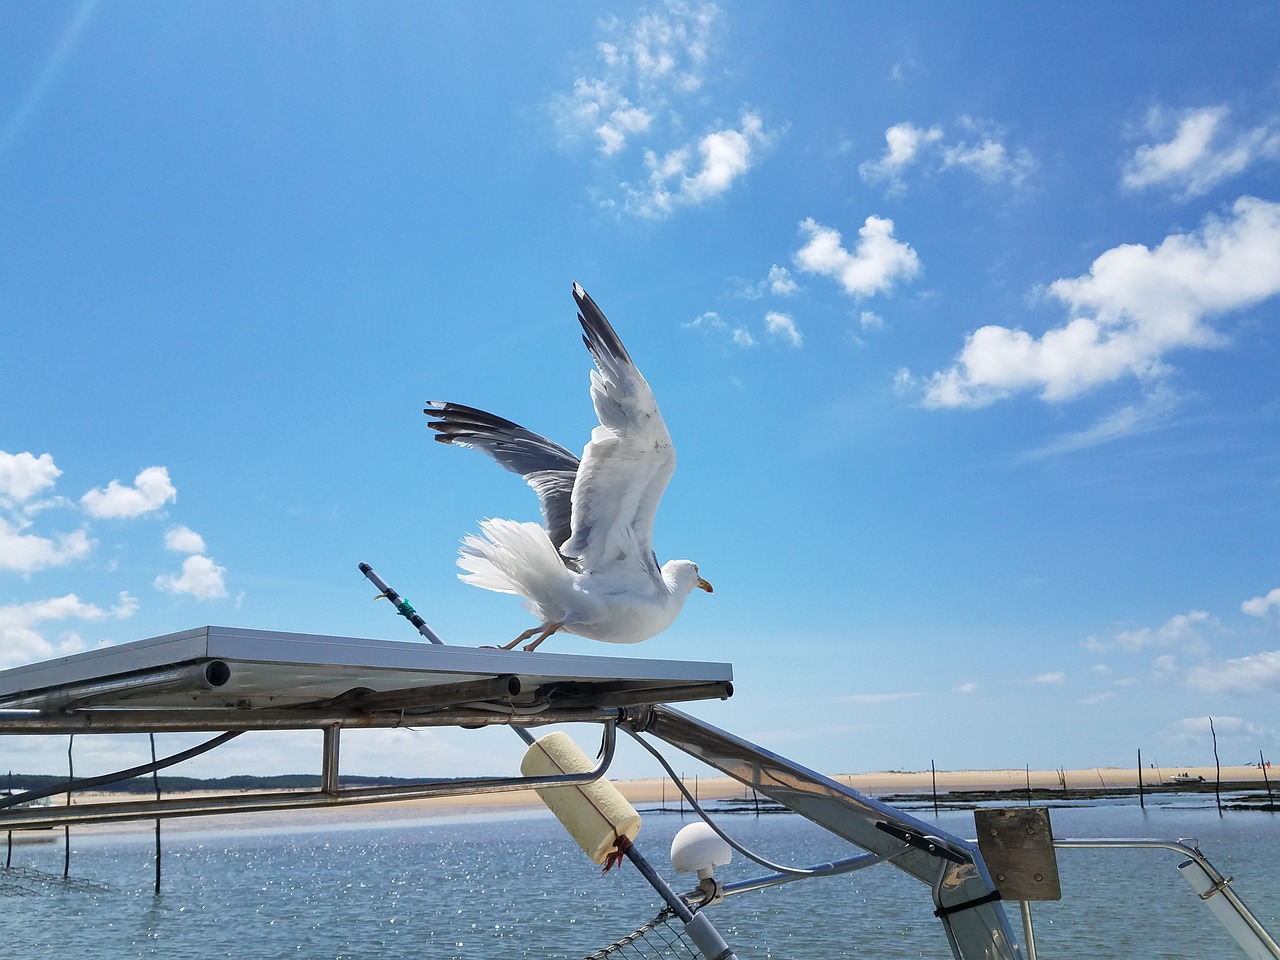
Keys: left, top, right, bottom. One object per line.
{"left": 764, "top": 311, "right": 803, "bottom": 347}
{"left": 861, "top": 118, "right": 1032, "bottom": 190}
{"left": 1122, "top": 105, "right": 1280, "bottom": 200}
{"left": 155, "top": 554, "right": 228, "bottom": 600}
{"left": 793, "top": 216, "right": 921, "bottom": 298}
{"left": 559, "top": 78, "right": 653, "bottom": 155}
{"left": 81, "top": 465, "right": 177, "bottom": 518}
{"left": 0, "top": 450, "right": 61, "bottom": 504}
{"left": 0, "top": 516, "right": 91, "bottom": 573}
{"left": 920, "top": 197, "right": 1280, "bottom": 408}
{"left": 1186, "top": 651, "right": 1280, "bottom": 695}
{"left": 1163, "top": 714, "right": 1273, "bottom": 747}
{"left": 0, "top": 591, "right": 135, "bottom": 670}
{"left": 859, "top": 310, "right": 885, "bottom": 330}
{"left": 1031, "top": 671, "right": 1066, "bottom": 684}
{"left": 626, "top": 113, "right": 770, "bottom": 218}
{"left": 859, "top": 122, "right": 943, "bottom": 186}
{"left": 1243, "top": 587, "right": 1280, "bottom": 617}
{"left": 1083, "top": 610, "right": 1215, "bottom": 656}
{"left": 686, "top": 310, "right": 755, "bottom": 347}
{"left": 552, "top": 1, "right": 722, "bottom": 156}
{"left": 767, "top": 264, "right": 798, "bottom": 296}
{"left": 942, "top": 132, "right": 1034, "bottom": 186}
{"left": 955, "top": 681, "right": 978, "bottom": 694}
{"left": 1119, "top": 611, "right": 1213, "bottom": 654}
{"left": 164, "top": 525, "right": 207, "bottom": 554}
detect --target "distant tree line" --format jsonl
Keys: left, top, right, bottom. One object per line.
{"left": 4, "top": 773, "right": 435, "bottom": 795}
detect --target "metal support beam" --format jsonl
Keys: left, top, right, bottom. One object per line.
{"left": 0, "top": 721, "right": 619, "bottom": 831}
{"left": 628, "top": 705, "right": 1020, "bottom": 960}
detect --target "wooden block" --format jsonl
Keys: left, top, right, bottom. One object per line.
{"left": 974, "top": 807, "right": 1062, "bottom": 902}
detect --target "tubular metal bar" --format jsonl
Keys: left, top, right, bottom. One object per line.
{"left": 630, "top": 705, "right": 1020, "bottom": 960}
{"left": 293, "top": 674, "right": 523, "bottom": 712}
{"left": 545, "top": 681, "right": 733, "bottom": 710}
{"left": 710, "top": 846, "right": 914, "bottom": 899}
{"left": 0, "top": 706, "right": 621, "bottom": 734}
{"left": 321, "top": 724, "right": 340, "bottom": 794}
{"left": 1053, "top": 838, "right": 1280, "bottom": 959}
{"left": 0, "top": 720, "right": 618, "bottom": 832}
{"left": 0, "top": 662, "right": 231, "bottom": 711}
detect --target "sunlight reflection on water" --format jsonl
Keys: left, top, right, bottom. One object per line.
{"left": 2, "top": 800, "right": 1277, "bottom": 959}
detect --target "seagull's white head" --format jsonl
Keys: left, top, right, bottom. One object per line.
{"left": 663, "top": 559, "right": 714, "bottom": 598}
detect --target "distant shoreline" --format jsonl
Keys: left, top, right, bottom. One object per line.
{"left": 48, "top": 763, "right": 1274, "bottom": 835}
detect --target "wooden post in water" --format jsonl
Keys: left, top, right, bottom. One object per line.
{"left": 151, "top": 733, "right": 162, "bottom": 895}
{"left": 1025, "top": 763, "right": 1032, "bottom": 807}
{"left": 64, "top": 734, "right": 73, "bottom": 878}
{"left": 5, "top": 769, "right": 12, "bottom": 869}
{"left": 1209, "top": 717, "right": 1222, "bottom": 815}
{"left": 1261, "top": 750, "right": 1274, "bottom": 806}
{"left": 1137, "top": 748, "right": 1145, "bottom": 809}
{"left": 931, "top": 760, "right": 939, "bottom": 817}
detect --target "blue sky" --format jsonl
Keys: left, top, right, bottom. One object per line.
{"left": 3, "top": 1, "right": 1280, "bottom": 785}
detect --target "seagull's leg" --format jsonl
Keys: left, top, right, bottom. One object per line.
{"left": 497, "top": 625, "right": 546, "bottom": 651}
{"left": 522, "top": 621, "right": 564, "bottom": 652}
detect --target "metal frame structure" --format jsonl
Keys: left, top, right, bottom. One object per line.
{"left": 3, "top": 625, "right": 1276, "bottom": 960}
{"left": 0, "top": 626, "right": 731, "bottom": 828}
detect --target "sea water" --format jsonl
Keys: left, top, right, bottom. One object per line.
{"left": 2, "top": 797, "right": 1277, "bottom": 959}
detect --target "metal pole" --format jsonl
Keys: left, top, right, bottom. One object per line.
{"left": 322, "top": 725, "right": 341, "bottom": 794}
{"left": 1019, "top": 902, "right": 1038, "bottom": 960}
{"left": 623, "top": 843, "right": 738, "bottom": 960}
{"left": 359, "top": 563, "right": 445, "bottom": 643}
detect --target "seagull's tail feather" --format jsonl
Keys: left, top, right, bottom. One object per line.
{"left": 458, "top": 519, "right": 574, "bottom": 619}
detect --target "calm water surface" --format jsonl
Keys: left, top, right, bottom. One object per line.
{"left": 2, "top": 797, "right": 1277, "bottom": 959}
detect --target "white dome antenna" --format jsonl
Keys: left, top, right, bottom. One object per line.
{"left": 670, "top": 821, "right": 733, "bottom": 881}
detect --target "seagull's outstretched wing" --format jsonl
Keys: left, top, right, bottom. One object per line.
{"left": 561, "top": 282, "right": 674, "bottom": 581}
{"left": 424, "top": 401, "right": 579, "bottom": 555}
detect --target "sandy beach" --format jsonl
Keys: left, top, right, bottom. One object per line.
{"left": 47, "top": 763, "right": 1271, "bottom": 836}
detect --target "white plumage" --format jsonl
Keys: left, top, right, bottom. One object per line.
{"left": 425, "top": 282, "right": 711, "bottom": 652}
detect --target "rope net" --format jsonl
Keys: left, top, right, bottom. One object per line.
{"left": 583, "top": 908, "right": 700, "bottom": 960}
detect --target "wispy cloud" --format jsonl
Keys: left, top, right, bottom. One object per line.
{"left": 764, "top": 311, "right": 803, "bottom": 347}
{"left": 552, "top": 2, "right": 721, "bottom": 155}
{"left": 915, "top": 197, "right": 1280, "bottom": 408}
{"left": 0, "top": 591, "right": 134, "bottom": 670}
{"left": 685, "top": 310, "right": 755, "bottom": 347}
{"left": 553, "top": 2, "right": 771, "bottom": 218}
{"left": 1031, "top": 671, "right": 1066, "bottom": 684}
{"left": 1162, "top": 714, "right": 1274, "bottom": 747}
{"left": 1018, "top": 385, "right": 1180, "bottom": 459}
{"left": 1122, "top": 105, "right": 1280, "bottom": 201}
{"left": 1082, "top": 610, "right": 1217, "bottom": 656}
{"left": 1185, "top": 651, "right": 1280, "bottom": 695}
{"left": 861, "top": 117, "right": 1033, "bottom": 192}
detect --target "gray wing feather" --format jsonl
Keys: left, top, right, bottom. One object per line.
{"left": 424, "top": 401, "right": 578, "bottom": 555}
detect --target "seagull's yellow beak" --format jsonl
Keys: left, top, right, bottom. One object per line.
{"left": 696, "top": 577, "right": 713, "bottom": 594}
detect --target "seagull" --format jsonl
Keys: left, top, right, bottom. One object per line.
{"left": 425, "top": 282, "right": 711, "bottom": 652}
